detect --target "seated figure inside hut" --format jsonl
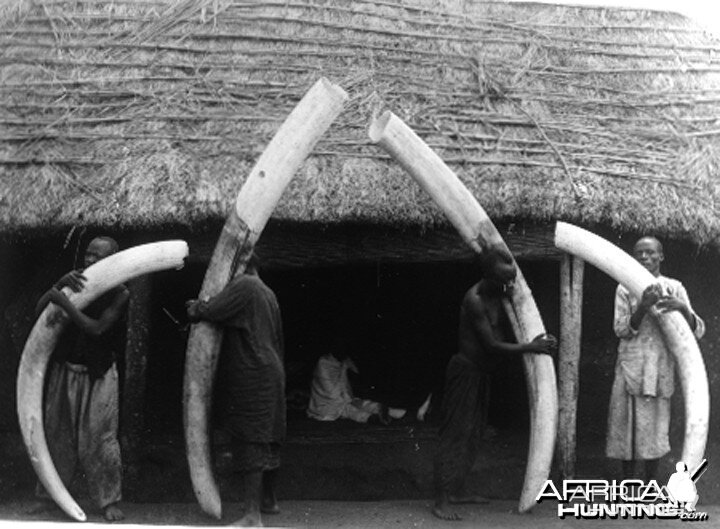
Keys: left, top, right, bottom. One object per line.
{"left": 307, "top": 351, "right": 390, "bottom": 424}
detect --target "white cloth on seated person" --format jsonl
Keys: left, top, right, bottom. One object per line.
{"left": 307, "top": 354, "right": 381, "bottom": 423}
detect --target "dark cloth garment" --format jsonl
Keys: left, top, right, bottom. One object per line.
{"left": 52, "top": 287, "right": 127, "bottom": 380}
{"left": 232, "top": 441, "right": 282, "bottom": 474}
{"left": 434, "top": 353, "right": 489, "bottom": 495}
{"left": 197, "top": 274, "right": 286, "bottom": 445}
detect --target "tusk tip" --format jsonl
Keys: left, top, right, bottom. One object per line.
{"left": 367, "top": 111, "right": 394, "bottom": 142}
{"left": 317, "top": 77, "right": 349, "bottom": 101}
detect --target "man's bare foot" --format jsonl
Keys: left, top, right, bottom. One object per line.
{"left": 103, "top": 503, "right": 124, "bottom": 521}
{"left": 232, "top": 511, "right": 263, "bottom": 527}
{"left": 432, "top": 504, "right": 462, "bottom": 521}
{"left": 260, "top": 499, "right": 280, "bottom": 515}
{"left": 449, "top": 493, "right": 490, "bottom": 504}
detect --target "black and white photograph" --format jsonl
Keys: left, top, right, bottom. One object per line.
{"left": 0, "top": 0, "right": 719, "bottom": 527}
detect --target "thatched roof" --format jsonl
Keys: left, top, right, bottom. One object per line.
{"left": 1, "top": 0, "right": 720, "bottom": 247}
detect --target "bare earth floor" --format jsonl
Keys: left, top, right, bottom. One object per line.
{"left": 0, "top": 499, "right": 718, "bottom": 529}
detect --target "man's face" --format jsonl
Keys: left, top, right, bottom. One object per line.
{"left": 84, "top": 239, "right": 115, "bottom": 268}
{"left": 487, "top": 251, "right": 517, "bottom": 293}
{"left": 633, "top": 238, "right": 663, "bottom": 276}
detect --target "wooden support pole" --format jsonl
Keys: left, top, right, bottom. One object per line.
{"left": 121, "top": 275, "right": 152, "bottom": 473}
{"left": 558, "top": 254, "right": 584, "bottom": 480}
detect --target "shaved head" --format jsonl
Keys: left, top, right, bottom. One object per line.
{"left": 634, "top": 236, "right": 663, "bottom": 255}
{"left": 84, "top": 236, "right": 119, "bottom": 268}
{"left": 92, "top": 236, "right": 119, "bottom": 254}
{"left": 478, "top": 245, "right": 516, "bottom": 291}
{"left": 479, "top": 246, "right": 513, "bottom": 273}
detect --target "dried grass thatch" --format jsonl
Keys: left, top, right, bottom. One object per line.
{"left": 1, "top": 0, "right": 720, "bottom": 247}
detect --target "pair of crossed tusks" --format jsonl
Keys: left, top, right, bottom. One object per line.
{"left": 18, "top": 78, "right": 708, "bottom": 521}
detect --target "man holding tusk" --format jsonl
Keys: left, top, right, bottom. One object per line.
{"left": 607, "top": 236, "right": 705, "bottom": 483}
{"left": 32, "top": 236, "right": 128, "bottom": 522}
{"left": 432, "top": 246, "right": 557, "bottom": 521}
{"left": 186, "top": 253, "right": 285, "bottom": 528}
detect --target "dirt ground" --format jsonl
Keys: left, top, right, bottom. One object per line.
{"left": 2, "top": 427, "right": 719, "bottom": 529}
{"left": 0, "top": 499, "right": 718, "bottom": 528}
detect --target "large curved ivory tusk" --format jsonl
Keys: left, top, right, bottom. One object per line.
{"left": 554, "top": 221, "right": 708, "bottom": 471}
{"left": 368, "top": 111, "right": 558, "bottom": 513}
{"left": 17, "top": 241, "right": 189, "bottom": 522}
{"left": 183, "top": 78, "right": 348, "bottom": 519}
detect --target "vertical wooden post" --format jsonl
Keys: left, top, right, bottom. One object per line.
{"left": 122, "top": 275, "right": 152, "bottom": 472}
{"left": 558, "top": 254, "right": 584, "bottom": 480}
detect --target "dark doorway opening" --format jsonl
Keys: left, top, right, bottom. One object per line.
{"left": 142, "top": 258, "right": 561, "bottom": 439}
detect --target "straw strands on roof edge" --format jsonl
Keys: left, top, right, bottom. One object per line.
{"left": 1, "top": 0, "right": 720, "bottom": 247}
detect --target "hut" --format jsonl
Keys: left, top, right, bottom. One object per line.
{"left": 1, "top": 0, "right": 719, "bottom": 504}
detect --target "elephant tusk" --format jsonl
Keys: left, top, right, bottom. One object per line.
{"left": 369, "top": 110, "right": 558, "bottom": 513}
{"left": 554, "top": 221, "right": 708, "bottom": 472}
{"left": 17, "top": 240, "right": 189, "bottom": 522}
{"left": 182, "top": 77, "right": 348, "bottom": 519}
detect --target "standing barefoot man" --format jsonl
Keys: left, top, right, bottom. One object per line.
{"left": 606, "top": 236, "right": 704, "bottom": 482}
{"left": 34, "top": 236, "right": 128, "bottom": 522}
{"left": 186, "top": 254, "right": 285, "bottom": 527}
{"left": 432, "top": 247, "right": 557, "bottom": 521}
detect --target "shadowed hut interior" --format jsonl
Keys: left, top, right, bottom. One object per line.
{"left": 1, "top": 0, "right": 720, "bottom": 503}
{"left": 143, "top": 242, "right": 554, "bottom": 438}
